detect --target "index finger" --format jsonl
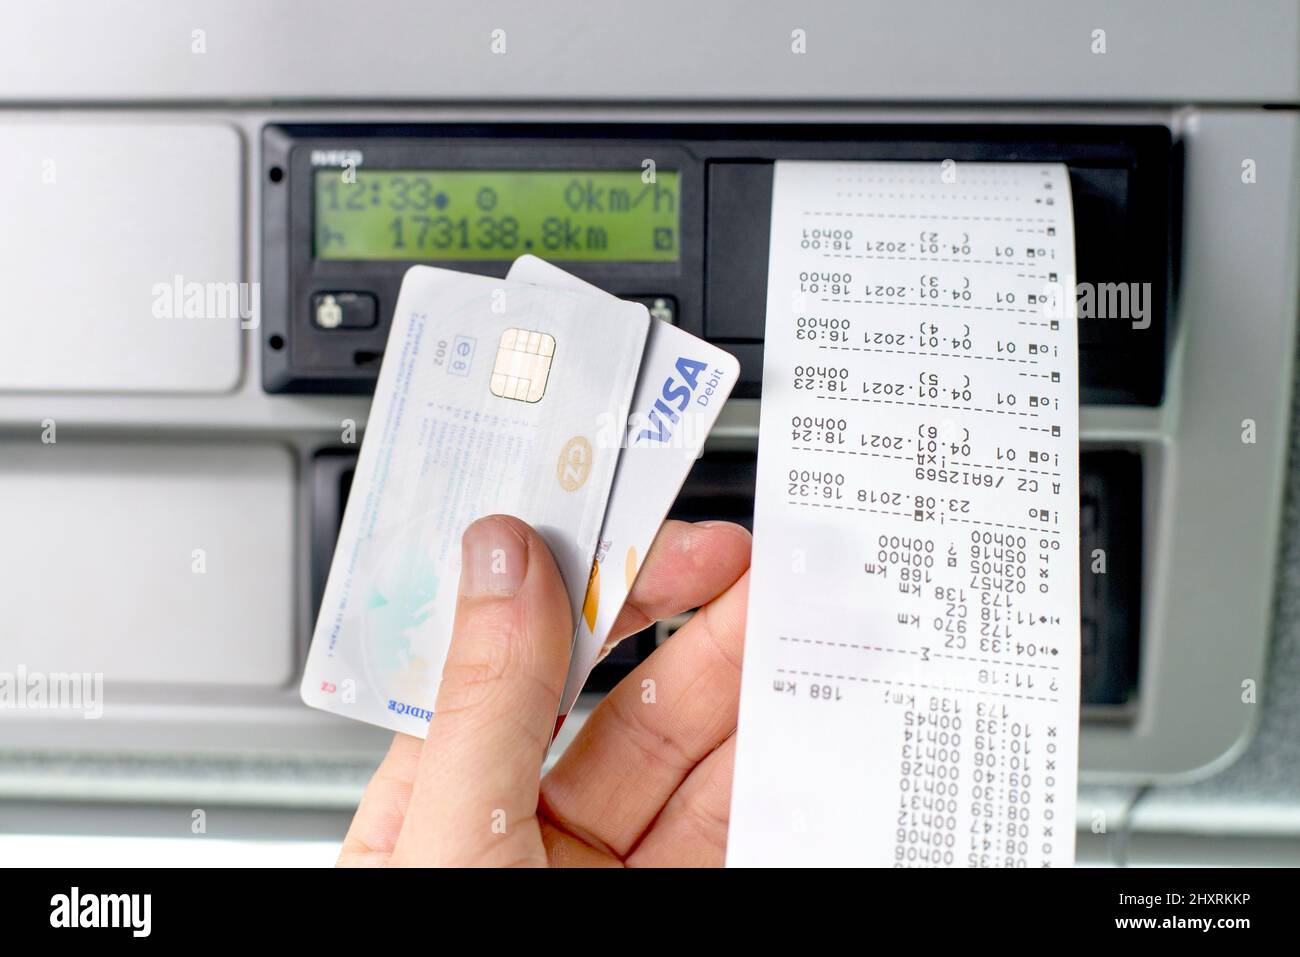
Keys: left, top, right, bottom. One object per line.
{"left": 603, "top": 519, "right": 751, "bottom": 648}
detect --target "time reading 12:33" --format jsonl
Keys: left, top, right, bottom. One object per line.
{"left": 314, "top": 169, "right": 680, "bottom": 262}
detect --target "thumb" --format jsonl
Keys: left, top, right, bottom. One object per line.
{"left": 390, "top": 515, "right": 573, "bottom": 866}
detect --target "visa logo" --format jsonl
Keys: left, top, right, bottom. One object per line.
{"left": 633, "top": 356, "right": 709, "bottom": 445}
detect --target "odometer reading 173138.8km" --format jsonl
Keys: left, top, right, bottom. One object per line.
{"left": 314, "top": 169, "right": 680, "bottom": 262}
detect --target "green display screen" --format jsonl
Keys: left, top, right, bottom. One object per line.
{"left": 314, "top": 169, "right": 680, "bottom": 262}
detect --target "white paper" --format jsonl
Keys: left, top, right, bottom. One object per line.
{"left": 729, "top": 161, "right": 1081, "bottom": 867}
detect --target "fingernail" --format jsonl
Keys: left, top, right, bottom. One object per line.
{"left": 460, "top": 517, "right": 528, "bottom": 597}
{"left": 695, "top": 520, "right": 749, "bottom": 537}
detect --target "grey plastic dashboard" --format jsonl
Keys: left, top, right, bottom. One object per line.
{"left": 1, "top": 1, "right": 1299, "bottom": 865}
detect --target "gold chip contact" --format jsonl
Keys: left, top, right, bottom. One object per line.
{"left": 489, "top": 328, "right": 555, "bottom": 403}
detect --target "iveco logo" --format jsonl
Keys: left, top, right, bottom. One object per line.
{"left": 310, "top": 149, "right": 363, "bottom": 168}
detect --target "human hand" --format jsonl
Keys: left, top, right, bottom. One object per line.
{"left": 338, "top": 514, "right": 751, "bottom": 867}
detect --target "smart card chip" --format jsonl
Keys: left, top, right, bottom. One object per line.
{"left": 490, "top": 328, "right": 555, "bottom": 402}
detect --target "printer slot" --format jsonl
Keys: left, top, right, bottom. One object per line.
{"left": 705, "top": 127, "right": 1173, "bottom": 406}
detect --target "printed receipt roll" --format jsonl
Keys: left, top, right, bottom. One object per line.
{"left": 728, "top": 161, "right": 1081, "bottom": 867}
